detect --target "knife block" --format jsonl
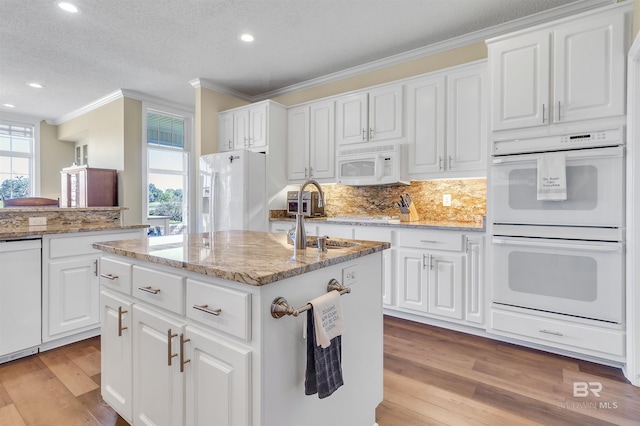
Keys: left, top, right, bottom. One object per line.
{"left": 401, "top": 203, "right": 420, "bottom": 222}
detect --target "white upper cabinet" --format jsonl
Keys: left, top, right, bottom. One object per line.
{"left": 287, "top": 100, "right": 335, "bottom": 181}
{"left": 488, "top": 5, "right": 627, "bottom": 132}
{"left": 218, "top": 100, "right": 285, "bottom": 153}
{"left": 336, "top": 84, "right": 403, "bottom": 145}
{"left": 407, "top": 61, "right": 487, "bottom": 177}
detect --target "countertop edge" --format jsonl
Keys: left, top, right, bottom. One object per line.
{"left": 92, "top": 233, "right": 390, "bottom": 287}
{"left": 270, "top": 217, "right": 486, "bottom": 232}
{"left": 1, "top": 224, "right": 148, "bottom": 239}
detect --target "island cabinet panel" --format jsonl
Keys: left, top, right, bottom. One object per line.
{"left": 184, "top": 326, "right": 251, "bottom": 426}
{"left": 100, "top": 290, "right": 133, "bottom": 423}
{"left": 132, "top": 304, "right": 185, "bottom": 426}
{"left": 132, "top": 265, "right": 185, "bottom": 315}
{"left": 186, "top": 279, "right": 251, "bottom": 341}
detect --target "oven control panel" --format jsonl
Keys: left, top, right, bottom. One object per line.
{"left": 494, "top": 127, "right": 623, "bottom": 155}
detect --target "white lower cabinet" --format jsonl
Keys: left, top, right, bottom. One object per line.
{"left": 48, "top": 256, "right": 100, "bottom": 337}
{"left": 132, "top": 304, "right": 185, "bottom": 426}
{"left": 43, "top": 229, "right": 143, "bottom": 345}
{"left": 100, "top": 256, "right": 252, "bottom": 426}
{"left": 184, "top": 326, "right": 251, "bottom": 426}
{"left": 395, "top": 229, "right": 484, "bottom": 327}
{"left": 101, "top": 290, "right": 133, "bottom": 422}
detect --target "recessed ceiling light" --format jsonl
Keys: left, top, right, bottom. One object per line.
{"left": 240, "top": 33, "right": 254, "bottom": 43}
{"left": 57, "top": 2, "right": 80, "bottom": 13}
{"left": 28, "top": 83, "right": 44, "bottom": 89}
{"left": 3, "top": 104, "right": 16, "bottom": 108}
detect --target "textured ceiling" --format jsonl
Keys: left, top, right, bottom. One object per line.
{"left": 0, "top": 0, "right": 613, "bottom": 122}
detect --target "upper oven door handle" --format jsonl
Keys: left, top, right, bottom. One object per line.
{"left": 492, "top": 237, "right": 622, "bottom": 253}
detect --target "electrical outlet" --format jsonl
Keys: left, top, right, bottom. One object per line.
{"left": 342, "top": 265, "right": 358, "bottom": 286}
{"left": 443, "top": 194, "right": 452, "bottom": 207}
{"left": 29, "top": 217, "right": 47, "bottom": 226}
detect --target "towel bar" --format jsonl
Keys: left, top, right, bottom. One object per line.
{"left": 271, "top": 278, "right": 350, "bottom": 319}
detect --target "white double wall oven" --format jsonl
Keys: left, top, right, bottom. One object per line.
{"left": 490, "top": 128, "right": 625, "bottom": 324}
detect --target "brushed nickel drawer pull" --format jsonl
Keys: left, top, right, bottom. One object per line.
{"left": 419, "top": 240, "right": 440, "bottom": 244}
{"left": 138, "top": 286, "right": 160, "bottom": 295}
{"left": 193, "top": 304, "right": 222, "bottom": 316}
{"left": 539, "top": 329, "right": 563, "bottom": 337}
{"left": 118, "top": 306, "right": 128, "bottom": 337}
{"left": 180, "top": 334, "right": 191, "bottom": 373}
{"left": 100, "top": 273, "right": 118, "bottom": 280}
{"left": 167, "top": 329, "right": 178, "bottom": 366}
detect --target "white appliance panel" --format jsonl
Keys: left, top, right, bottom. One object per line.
{"left": 491, "top": 146, "right": 623, "bottom": 227}
{"left": 0, "top": 239, "right": 42, "bottom": 357}
{"left": 199, "top": 150, "right": 266, "bottom": 233}
{"left": 492, "top": 236, "right": 623, "bottom": 323}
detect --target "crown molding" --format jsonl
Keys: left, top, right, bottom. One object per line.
{"left": 250, "top": 0, "right": 616, "bottom": 102}
{"left": 190, "top": 78, "right": 253, "bottom": 102}
{"left": 51, "top": 89, "right": 193, "bottom": 125}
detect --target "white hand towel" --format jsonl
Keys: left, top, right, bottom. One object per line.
{"left": 537, "top": 153, "right": 567, "bottom": 201}
{"left": 310, "top": 290, "right": 344, "bottom": 349}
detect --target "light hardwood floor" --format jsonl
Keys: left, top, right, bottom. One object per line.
{"left": 0, "top": 316, "right": 639, "bottom": 425}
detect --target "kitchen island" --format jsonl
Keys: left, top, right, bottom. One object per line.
{"left": 93, "top": 230, "right": 389, "bottom": 426}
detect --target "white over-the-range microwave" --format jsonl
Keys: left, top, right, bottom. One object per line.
{"left": 335, "top": 143, "right": 409, "bottom": 186}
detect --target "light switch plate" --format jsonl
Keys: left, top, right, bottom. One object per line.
{"left": 443, "top": 194, "right": 452, "bottom": 207}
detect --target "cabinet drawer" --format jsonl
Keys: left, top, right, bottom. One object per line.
{"left": 398, "top": 231, "right": 462, "bottom": 251}
{"left": 49, "top": 231, "right": 140, "bottom": 258}
{"left": 132, "top": 265, "right": 184, "bottom": 315}
{"left": 99, "top": 257, "right": 132, "bottom": 294}
{"left": 491, "top": 309, "right": 624, "bottom": 358}
{"left": 186, "top": 279, "right": 251, "bottom": 341}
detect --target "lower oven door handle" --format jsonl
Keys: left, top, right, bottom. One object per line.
{"left": 492, "top": 238, "right": 622, "bottom": 253}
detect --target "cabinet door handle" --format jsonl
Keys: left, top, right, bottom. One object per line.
{"left": 118, "top": 306, "right": 128, "bottom": 337}
{"left": 138, "top": 286, "right": 160, "bottom": 295}
{"left": 539, "top": 329, "right": 563, "bottom": 337}
{"left": 94, "top": 260, "right": 98, "bottom": 276}
{"left": 448, "top": 155, "right": 452, "bottom": 169}
{"left": 309, "top": 166, "right": 313, "bottom": 178}
{"left": 429, "top": 254, "right": 434, "bottom": 270}
{"left": 100, "top": 273, "right": 118, "bottom": 280}
{"left": 304, "top": 167, "right": 308, "bottom": 178}
{"left": 180, "top": 333, "right": 191, "bottom": 373}
{"left": 557, "top": 101, "right": 561, "bottom": 122}
{"left": 167, "top": 329, "right": 178, "bottom": 366}
{"left": 438, "top": 156, "right": 443, "bottom": 171}
{"left": 362, "top": 128, "right": 366, "bottom": 141}
{"left": 193, "top": 304, "right": 222, "bottom": 316}
{"left": 542, "top": 103, "right": 546, "bottom": 123}
{"left": 228, "top": 139, "right": 232, "bottom": 150}
{"left": 369, "top": 127, "right": 374, "bottom": 139}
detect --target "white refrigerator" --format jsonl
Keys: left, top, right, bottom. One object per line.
{"left": 198, "top": 150, "right": 267, "bottom": 232}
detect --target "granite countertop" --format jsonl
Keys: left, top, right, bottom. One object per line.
{"left": 270, "top": 216, "right": 485, "bottom": 232}
{"left": 0, "top": 224, "right": 148, "bottom": 239}
{"left": 92, "top": 230, "right": 390, "bottom": 286}
{"left": 0, "top": 206, "right": 127, "bottom": 213}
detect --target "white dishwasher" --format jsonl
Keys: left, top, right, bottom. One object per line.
{"left": 0, "top": 238, "right": 42, "bottom": 360}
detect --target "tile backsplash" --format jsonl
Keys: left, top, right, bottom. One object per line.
{"left": 320, "top": 178, "right": 486, "bottom": 224}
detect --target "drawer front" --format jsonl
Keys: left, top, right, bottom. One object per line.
{"left": 353, "top": 227, "right": 392, "bottom": 244}
{"left": 491, "top": 309, "right": 624, "bottom": 359}
{"left": 99, "top": 257, "right": 133, "bottom": 294}
{"left": 398, "top": 230, "right": 462, "bottom": 251}
{"left": 49, "top": 231, "right": 140, "bottom": 259}
{"left": 132, "top": 265, "right": 184, "bottom": 314}
{"left": 186, "top": 279, "right": 251, "bottom": 341}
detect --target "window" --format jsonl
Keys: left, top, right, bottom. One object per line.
{"left": 0, "top": 121, "right": 35, "bottom": 205}
{"left": 145, "top": 110, "right": 191, "bottom": 236}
